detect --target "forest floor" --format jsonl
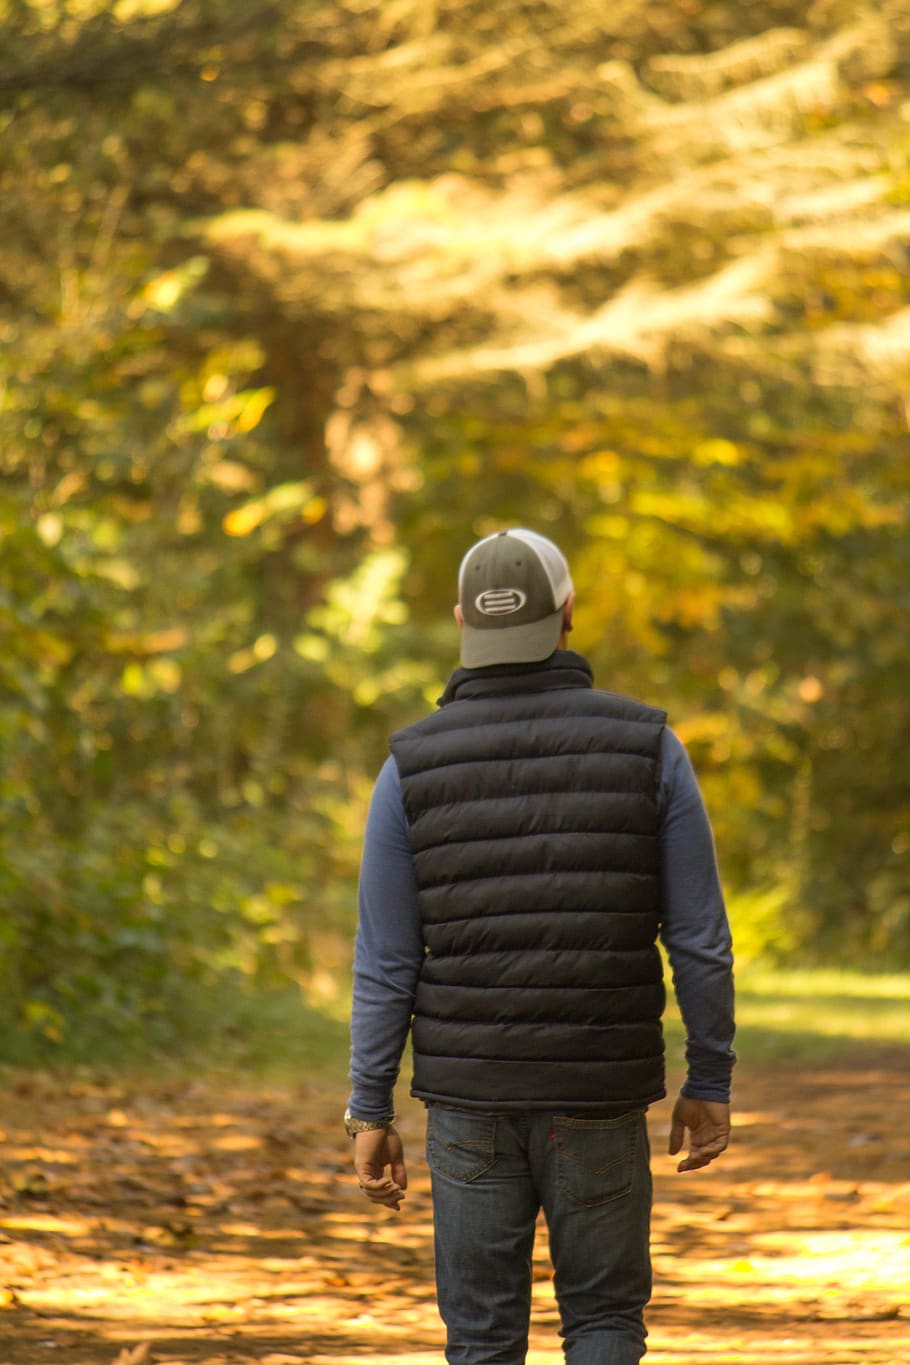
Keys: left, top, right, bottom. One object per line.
{"left": 0, "top": 1049, "right": 908, "bottom": 1365}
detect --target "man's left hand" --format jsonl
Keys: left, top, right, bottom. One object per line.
{"left": 668, "top": 1095, "right": 730, "bottom": 1172}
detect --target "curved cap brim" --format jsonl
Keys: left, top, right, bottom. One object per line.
{"left": 460, "top": 608, "right": 564, "bottom": 668}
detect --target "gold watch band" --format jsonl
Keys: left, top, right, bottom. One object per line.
{"left": 344, "top": 1107, "right": 396, "bottom": 1138}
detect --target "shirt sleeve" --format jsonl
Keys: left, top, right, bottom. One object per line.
{"left": 658, "top": 728, "right": 736, "bottom": 1102}
{"left": 348, "top": 755, "right": 424, "bottom": 1119}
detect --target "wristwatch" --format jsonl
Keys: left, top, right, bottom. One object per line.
{"left": 343, "top": 1107, "right": 396, "bottom": 1139}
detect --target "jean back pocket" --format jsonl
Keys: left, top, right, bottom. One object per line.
{"left": 426, "top": 1106, "right": 498, "bottom": 1183}
{"left": 554, "top": 1110, "right": 642, "bottom": 1207}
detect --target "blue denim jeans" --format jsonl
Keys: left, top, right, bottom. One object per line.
{"left": 426, "top": 1105, "right": 651, "bottom": 1365}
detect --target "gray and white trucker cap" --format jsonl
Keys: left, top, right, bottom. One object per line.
{"left": 457, "top": 529, "right": 574, "bottom": 668}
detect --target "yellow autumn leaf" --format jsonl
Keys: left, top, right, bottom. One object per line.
{"left": 223, "top": 502, "right": 266, "bottom": 537}
{"left": 222, "top": 481, "right": 317, "bottom": 537}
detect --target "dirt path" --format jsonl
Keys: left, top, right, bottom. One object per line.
{"left": 0, "top": 1060, "right": 908, "bottom": 1365}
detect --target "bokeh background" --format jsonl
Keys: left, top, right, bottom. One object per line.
{"left": 1, "top": 0, "right": 909, "bottom": 1060}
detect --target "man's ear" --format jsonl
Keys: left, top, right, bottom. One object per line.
{"left": 562, "top": 592, "right": 575, "bottom": 634}
{"left": 454, "top": 604, "right": 465, "bottom": 630}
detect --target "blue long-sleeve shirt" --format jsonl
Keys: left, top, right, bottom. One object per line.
{"left": 349, "top": 727, "right": 735, "bottom": 1118}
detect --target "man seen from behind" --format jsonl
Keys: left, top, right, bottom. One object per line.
{"left": 346, "top": 528, "right": 735, "bottom": 1365}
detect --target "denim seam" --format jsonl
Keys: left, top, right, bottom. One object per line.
{"left": 554, "top": 1114, "right": 639, "bottom": 1207}
{"left": 427, "top": 1113, "right": 498, "bottom": 1183}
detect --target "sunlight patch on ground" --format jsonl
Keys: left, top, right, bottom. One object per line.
{"left": 644, "top": 1334, "right": 910, "bottom": 1364}
{"left": 1, "top": 1214, "right": 96, "bottom": 1237}
{"left": 665, "top": 1227, "right": 910, "bottom": 1290}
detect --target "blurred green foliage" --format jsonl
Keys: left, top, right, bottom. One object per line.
{"left": 1, "top": 0, "right": 909, "bottom": 1057}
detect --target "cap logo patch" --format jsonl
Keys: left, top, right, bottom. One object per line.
{"left": 475, "top": 587, "right": 527, "bottom": 616}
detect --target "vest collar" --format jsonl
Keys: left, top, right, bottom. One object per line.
{"left": 438, "top": 649, "right": 594, "bottom": 706}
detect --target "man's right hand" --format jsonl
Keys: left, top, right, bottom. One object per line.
{"left": 353, "top": 1126, "right": 408, "bottom": 1211}
{"left": 668, "top": 1095, "right": 730, "bottom": 1172}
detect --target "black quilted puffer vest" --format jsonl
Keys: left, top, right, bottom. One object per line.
{"left": 389, "top": 650, "right": 668, "bottom": 1113}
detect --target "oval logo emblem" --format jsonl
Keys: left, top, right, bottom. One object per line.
{"left": 475, "top": 587, "right": 527, "bottom": 616}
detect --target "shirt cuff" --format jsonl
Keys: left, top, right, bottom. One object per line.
{"left": 347, "top": 1083, "right": 396, "bottom": 1120}
{"left": 681, "top": 1078, "right": 732, "bottom": 1104}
